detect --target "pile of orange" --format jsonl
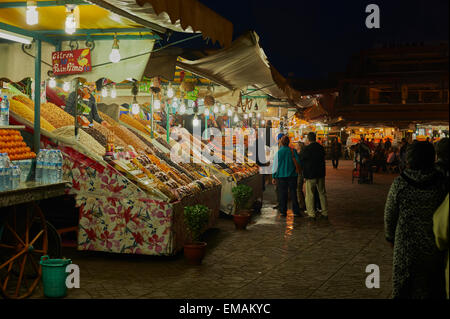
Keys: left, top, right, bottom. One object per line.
{"left": 0, "top": 129, "right": 36, "bottom": 160}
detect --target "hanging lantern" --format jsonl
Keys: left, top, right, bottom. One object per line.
{"left": 204, "top": 95, "right": 215, "bottom": 107}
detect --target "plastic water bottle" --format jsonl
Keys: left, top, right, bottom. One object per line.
{"left": 46, "top": 150, "right": 58, "bottom": 184}
{"left": 0, "top": 95, "right": 10, "bottom": 126}
{"left": 55, "top": 150, "right": 63, "bottom": 182}
{"left": 42, "top": 150, "right": 51, "bottom": 184}
{"left": 3, "top": 166, "right": 11, "bottom": 190}
{"left": 36, "top": 149, "right": 46, "bottom": 183}
{"left": 11, "top": 165, "right": 20, "bottom": 189}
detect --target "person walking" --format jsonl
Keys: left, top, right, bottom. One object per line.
{"left": 272, "top": 135, "right": 301, "bottom": 217}
{"left": 330, "top": 137, "right": 342, "bottom": 169}
{"left": 299, "top": 132, "right": 328, "bottom": 220}
{"left": 294, "top": 141, "right": 306, "bottom": 211}
{"left": 433, "top": 194, "right": 449, "bottom": 299}
{"left": 384, "top": 141, "right": 447, "bottom": 299}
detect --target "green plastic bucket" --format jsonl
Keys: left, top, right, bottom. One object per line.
{"left": 40, "top": 255, "right": 72, "bottom": 298}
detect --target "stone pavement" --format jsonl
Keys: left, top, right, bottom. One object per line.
{"left": 34, "top": 160, "right": 396, "bottom": 299}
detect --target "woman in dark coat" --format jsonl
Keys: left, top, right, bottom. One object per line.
{"left": 384, "top": 141, "right": 447, "bottom": 299}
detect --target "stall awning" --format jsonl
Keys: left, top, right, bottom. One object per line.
{"left": 90, "top": 0, "right": 233, "bottom": 47}
{"left": 143, "top": 31, "right": 302, "bottom": 105}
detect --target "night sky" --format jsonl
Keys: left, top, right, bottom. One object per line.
{"left": 189, "top": 0, "right": 449, "bottom": 79}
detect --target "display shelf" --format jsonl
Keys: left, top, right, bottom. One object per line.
{"left": 0, "top": 125, "right": 26, "bottom": 130}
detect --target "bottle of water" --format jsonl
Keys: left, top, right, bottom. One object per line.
{"left": 3, "top": 166, "right": 11, "bottom": 190}
{"left": 35, "top": 149, "right": 46, "bottom": 183}
{"left": 11, "top": 165, "right": 20, "bottom": 189}
{"left": 46, "top": 150, "right": 58, "bottom": 184}
{"left": 42, "top": 150, "right": 51, "bottom": 184}
{"left": 55, "top": 150, "right": 63, "bottom": 182}
{"left": 0, "top": 95, "right": 10, "bottom": 126}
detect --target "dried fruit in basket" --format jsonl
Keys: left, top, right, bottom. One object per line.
{"left": 52, "top": 125, "right": 105, "bottom": 157}
{"left": 120, "top": 114, "right": 150, "bottom": 134}
{"left": 9, "top": 100, "right": 56, "bottom": 132}
{"left": 108, "top": 125, "right": 148, "bottom": 152}
{"left": 91, "top": 122, "right": 128, "bottom": 149}
{"left": 98, "top": 111, "right": 118, "bottom": 126}
{"left": 40, "top": 102, "right": 74, "bottom": 128}
{"left": 12, "top": 95, "right": 34, "bottom": 109}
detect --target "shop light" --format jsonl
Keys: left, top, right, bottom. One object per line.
{"left": 244, "top": 114, "right": 248, "bottom": 119}
{"left": 0, "top": 30, "right": 32, "bottom": 44}
{"left": 109, "top": 35, "right": 121, "bottom": 63}
{"left": 153, "top": 99, "right": 161, "bottom": 110}
{"left": 172, "top": 100, "right": 178, "bottom": 109}
{"left": 248, "top": 113, "right": 253, "bottom": 118}
{"left": 261, "top": 120, "right": 266, "bottom": 125}
{"left": 213, "top": 105, "right": 219, "bottom": 114}
{"left": 26, "top": 1, "right": 38, "bottom": 26}
{"left": 179, "top": 102, "right": 186, "bottom": 114}
{"left": 193, "top": 116, "right": 199, "bottom": 126}
{"left": 111, "top": 85, "right": 117, "bottom": 98}
{"left": 204, "top": 108, "right": 210, "bottom": 116}
{"left": 167, "top": 84, "right": 174, "bottom": 98}
{"left": 101, "top": 87, "right": 108, "bottom": 98}
{"left": 221, "top": 104, "right": 226, "bottom": 112}
{"left": 131, "top": 103, "right": 140, "bottom": 115}
{"left": 48, "top": 77, "right": 56, "bottom": 88}
{"left": 63, "top": 81, "right": 71, "bottom": 92}
{"left": 234, "top": 114, "right": 239, "bottom": 123}
{"left": 199, "top": 98, "right": 204, "bottom": 105}
{"left": 227, "top": 109, "right": 232, "bottom": 117}
{"left": 65, "top": 8, "right": 77, "bottom": 35}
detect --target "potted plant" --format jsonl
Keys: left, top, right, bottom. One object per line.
{"left": 183, "top": 205, "right": 211, "bottom": 265}
{"left": 231, "top": 184, "right": 253, "bottom": 230}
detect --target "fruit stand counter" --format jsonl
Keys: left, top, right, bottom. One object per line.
{"left": 0, "top": 181, "right": 68, "bottom": 299}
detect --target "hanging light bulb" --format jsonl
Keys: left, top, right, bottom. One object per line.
{"left": 248, "top": 113, "right": 253, "bottom": 118}
{"left": 179, "top": 102, "right": 186, "bottom": 114}
{"left": 221, "top": 104, "right": 226, "bottom": 112}
{"left": 261, "top": 120, "right": 266, "bottom": 125}
{"left": 257, "top": 113, "right": 261, "bottom": 118}
{"left": 63, "top": 81, "right": 71, "bottom": 92}
{"left": 48, "top": 77, "right": 56, "bottom": 88}
{"left": 172, "top": 100, "right": 178, "bottom": 109}
{"left": 193, "top": 115, "right": 199, "bottom": 127}
{"left": 234, "top": 114, "right": 239, "bottom": 123}
{"left": 26, "top": 1, "right": 38, "bottom": 25}
{"left": 204, "top": 108, "right": 210, "bottom": 116}
{"left": 153, "top": 99, "right": 161, "bottom": 110}
{"left": 111, "top": 85, "right": 117, "bottom": 98}
{"left": 167, "top": 84, "right": 174, "bottom": 98}
{"left": 244, "top": 114, "right": 248, "bottom": 119}
{"left": 131, "top": 96, "right": 139, "bottom": 115}
{"left": 101, "top": 87, "right": 108, "bottom": 98}
{"left": 65, "top": 8, "right": 76, "bottom": 34}
{"left": 109, "top": 35, "right": 121, "bottom": 63}
{"left": 227, "top": 109, "right": 232, "bottom": 116}
{"left": 213, "top": 105, "right": 219, "bottom": 114}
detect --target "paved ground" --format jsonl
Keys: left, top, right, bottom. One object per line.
{"left": 34, "top": 160, "right": 396, "bottom": 299}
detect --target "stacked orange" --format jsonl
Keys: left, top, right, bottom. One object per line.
{"left": 0, "top": 129, "right": 36, "bottom": 161}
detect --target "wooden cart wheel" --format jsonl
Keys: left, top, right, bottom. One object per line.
{"left": 0, "top": 202, "right": 48, "bottom": 299}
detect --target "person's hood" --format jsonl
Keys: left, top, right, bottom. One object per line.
{"left": 402, "top": 168, "right": 441, "bottom": 188}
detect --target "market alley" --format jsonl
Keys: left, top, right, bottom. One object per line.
{"left": 35, "top": 160, "right": 395, "bottom": 299}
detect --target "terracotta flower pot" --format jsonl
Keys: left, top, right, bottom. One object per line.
{"left": 232, "top": 210, "right": 252, "bottom": 230}
{"left": 183, "top": 242, "right": 207, "bottom": 265}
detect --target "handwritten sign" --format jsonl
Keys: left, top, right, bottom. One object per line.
{"left": 52, "top": 48, "right": 92, "bottom": 75}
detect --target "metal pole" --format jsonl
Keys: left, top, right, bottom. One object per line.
{"left": 166, "top": 101, "right": 170, "bottom": 143}
{"left": 74, "top": 79, "right": 79, "bottom": 139}
{"left": 33, "top": 39, "right": 41, "bottom": 154}
{"left": 150, "top": 94, "right": 154, "bottom": 138}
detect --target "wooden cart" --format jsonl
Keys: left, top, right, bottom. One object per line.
{"left": 0, "top": 181, "right": 67, "bottom": 299}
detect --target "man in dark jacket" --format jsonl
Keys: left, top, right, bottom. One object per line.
{"left": 299, "top": 132, "right": 328, "bottom": 219}
{"left": 65, "top": 81, "right": 104, "bottom": 125}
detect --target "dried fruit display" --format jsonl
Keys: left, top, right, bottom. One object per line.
{"left": 98, "top": 111, "right": 118, "bottom": 126}
{"left": 12, "top": 95, "right": 34, "bottom": 109}
{"left": 108, "top": 125, "right": 148, "bottom": 152}
{"left": 81, "top": 126, "right": 107, "bottom": 148}
{"left": 40, "top": 102, "right": 74, "bottom": 128}
{"left": 52, "top": 125, "right": 105, "bottom": 157}
{"left": 9, "top": 100, "right": 56, "bottom": 132}
{"left": 120, "top": 114, "right": 150, "bottom": 135}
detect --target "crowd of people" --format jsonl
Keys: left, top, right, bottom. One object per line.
{"left": 269, "top": 126, "right": 448, "bottom": 299}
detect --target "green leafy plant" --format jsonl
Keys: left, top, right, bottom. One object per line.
{"left": 184, "top": 205, "right": 211, "bottom": 243}
{"left": 232, "top": 184, "right": 253, "bottom": 214}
